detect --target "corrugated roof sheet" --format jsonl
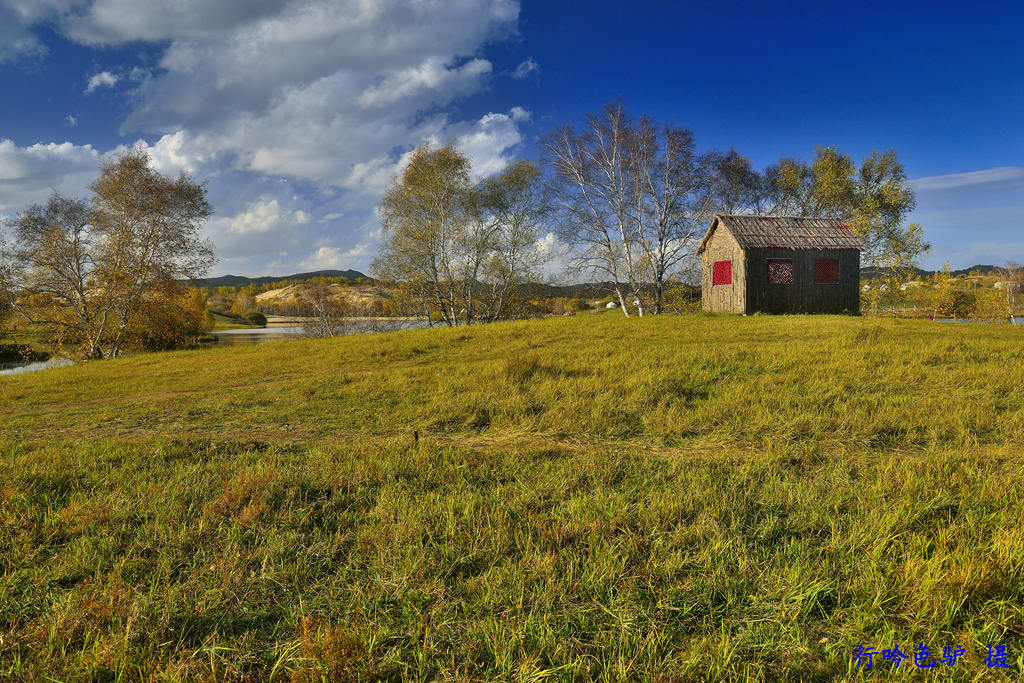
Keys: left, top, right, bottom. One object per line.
{"left": 698, "top": 215, "right": 864, "bottom": 253}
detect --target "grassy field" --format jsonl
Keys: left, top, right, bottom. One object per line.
{"left": 1, "top": 314, "right": 1023, "bottom": 681}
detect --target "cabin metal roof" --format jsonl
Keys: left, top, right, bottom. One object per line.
{"left": 696, "top": 215, "right": 865, "bottom": 254}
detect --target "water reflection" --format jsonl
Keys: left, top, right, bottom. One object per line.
{"left": 936, "top": 317, "right": 1024, "bottom": 324}
{"left": 0, "top": 358, "right": 74, "bottom": 376}
{"left": 212, "top": 320, "right": 428, "bottom": 345}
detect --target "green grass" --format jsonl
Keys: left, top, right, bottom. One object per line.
{"left": 1, "top": 314, "right": 1023, "bottom": 680}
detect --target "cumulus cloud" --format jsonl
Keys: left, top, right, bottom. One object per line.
{"left": 300, "top": 244, "right": 373, "bottom": 270}
{"left": 225, "top": 199, "right": 312, "bottom": 235}
{"left": 0, "top": 0, "right": 532, "bottom": 275}
{"left": 85, "top": 70, "right": 118, "bottom": 93}
{"left": 63, "top": 0, "right": 290, "bottom": 44}
{"left": 0, "top": 0, "right": 78, "bottom": 62}
{"left": 107, "top": 1, "right": 524, "bottom": 194}
{"left": 357, "top": 57, "right": 492, "bottom": 109}
{"left": 454, "top": 109, "right": 528, "bottom": 178}
{"left": 0, "top": 138, "right": 99, "bottom": 212}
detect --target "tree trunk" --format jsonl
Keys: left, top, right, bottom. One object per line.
{"left": 616, "top": 288, "right": 630, "bottom": 317}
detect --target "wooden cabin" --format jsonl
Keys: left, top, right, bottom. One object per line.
{"left": 697, "top": 215, "right": 863, "bottom": 314}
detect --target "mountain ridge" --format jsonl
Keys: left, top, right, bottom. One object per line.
{"left": 193, "top": 264, "right": 1010, "bottom": 291}
{"left": 193, "top": 270, "right": 369, "bottom": 288}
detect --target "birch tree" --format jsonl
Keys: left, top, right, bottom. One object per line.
{"left": 998, "top": 261, "right": 1021, "bottom": 322}
{"left": 0, "top": 234, "right": 12, "bottom": 338}
{"left": 90, "top": 149, "right": 214, "bottom": 356}
{"left": 543, "top": 104, "right": 645, "bottom": 315}
{"left": 3, "top": 149, "right": 215, "bottom": 358}
{"left": 806, "top": 147, "right": 927, "bottom": 301}
{"left": 626, "top": 121, "right": 715, "bottom": 313}
{"left": 374, "top": 143, "right": 474, "bottom": 326}
{"left": 475, "top": 160, "right": 549, "bottom": 321}
{"left": 544, "top": 103, "right": 713, "bottom": 315}
{"left": 4, "top": 193, "right": 115, "bottom": 357}
{"left": 373, "top": 144, "right": 546, "bottom": 325}
{"left": 707, "top": 149, "right": 764, "bottom": 215}
{"left": 296, "top": 277, "right": 350, "bottom": 337}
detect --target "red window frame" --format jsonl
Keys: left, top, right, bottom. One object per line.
{"left": 814, "top": 258, "right": 840, "bottom": 284}
{"left": 766, "top": 259, "right": 794, "bottom": 284}
{"left": 712, "top": 260, "right": 732, "bottom": 286}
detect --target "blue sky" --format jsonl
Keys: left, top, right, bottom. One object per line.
{"left": 0, "top": 0, "right": 1021, "bottom": 276}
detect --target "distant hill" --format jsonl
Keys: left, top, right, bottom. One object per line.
{"left": 862, "top": 264, "right": 1002, "bottom": 279}
{"left": 192, "top": 264, "right": 1005, "bottom": 291}
{"left": 192, "top": 269, "right": 369, "bottom": 288}
{"left": 944, "top": 264, "right": 1000, "bottom": 277}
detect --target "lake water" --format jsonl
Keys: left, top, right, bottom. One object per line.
{"left": 213, "top": 326, "right": 305, "bottom": 345}
{"left": 212, "top": 319, "right": 429, "bottom": 345}
{"left": 937, "top": 317, "right": 1024, "bottom": 324}
{"left": 0, "top": 357, "right": 74, "bottom": 377}
{"left": 0, "top": 320, "right": 429, "bottom": 375}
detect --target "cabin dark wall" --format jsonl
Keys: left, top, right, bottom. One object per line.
{"left": 743, "top": 248, "right": 860, "bottom": 314}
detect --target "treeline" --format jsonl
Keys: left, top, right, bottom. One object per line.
{"left": 889, "top": 263, "right": 1023, "bottom": 321}
{"left": 200, "top": 274, "right": 371, "bottom": 298}
{"left": 0, "top": 149, "right": 215, "bottom": 358}
{"left": 202, "top": 275, "right": 372, "bottom": 320}
{"left": 372, "top": 101, "right": 929, "bottom": 323}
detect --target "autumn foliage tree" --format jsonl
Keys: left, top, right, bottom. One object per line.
{"left": 373, "top": 143, "right": 548, "bottom": 326}
{"left": 2, "top": 149, "right": 215, "bottom": 358}
{"left": 543, "top": 104, "right": 930, "bottom": 317}
{"left": 711, "top": 146, "right": 929, "bottom": 309}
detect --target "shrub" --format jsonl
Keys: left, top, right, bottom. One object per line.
{"left": 130, "top": 286, "right": 212, "bottom": 351}
{"left": 243, "top": 311, "right": 267, "bottom": 327}
{"left": 932, "top": 288, "right": 976, "bottom": 320}
{"left": 565, "top": 297, "right": 590, "bottom": 312}
{"left": 972, "top": 290, "right": 1012, "bottom": 322}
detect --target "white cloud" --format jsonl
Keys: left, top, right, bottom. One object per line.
{"left": 225, "top": 199, "right": 312, "bottom": 235}
{"left": 357, "top": 57, "right": 492, "bottom": 109}
{"left": 912, "top": 167, "right": 1024, "bottom": 192}
{"left": 85, "top": 70, "right": 119, "bottom": 93}
{"left": 910, "top": 166, "right": 1024, "bottom": 269}
{"left": 65, "top": 114, "right": 77, "bottom": 126}
{"left": 65, "top": 0, "right": 289, "bottom": 44}
{"left": 0, "top": 138, "right": 99, "bottom": 212}
{"left": 110, "top": 0, "right": 523, "bottom": 195}
{"left": 509, "top": 106, "right": 530, "bottom": 122}
{"left": 454, "top": 109, "right": 528, "bottom": 178}
{"left": 0, "top": 0, "right": 80, "bottom": 62}
{"left": 512, "top": 57, "right": 538, "bottom": 79}
{"left": 300, "top": 244, "right": 372, "bottom": 270}
{"left": 0, "top": 0, "right": 532, "bottom": 275}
